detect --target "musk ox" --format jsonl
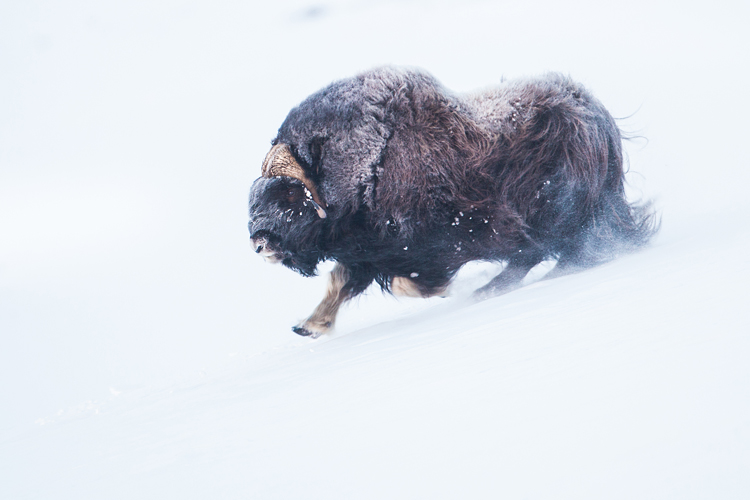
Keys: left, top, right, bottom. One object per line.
{"left": 248, "top": 67, "right": 657, "bottom": 337}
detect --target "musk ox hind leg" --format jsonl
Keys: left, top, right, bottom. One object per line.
{"left": 292, "top": 262, "right": 358, "bottom": 338}
{"left": 539, "top": 254, "right": 596, "bottom": 282}
{"left": 472, "top": 254, "right": 544, "bottom": 300}
{"left": 391, "top": 277, "right": 448, "bottom": 298}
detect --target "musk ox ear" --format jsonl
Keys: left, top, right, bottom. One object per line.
{"left": 308, "top": 136, "right": 325, "bottom": 175}
{"left": 261, "top": 143, "right": 327, "bottom": 218}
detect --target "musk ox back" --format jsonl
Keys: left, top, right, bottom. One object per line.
{"left": 248, "top": 67, "right": 657, "bottom": 337}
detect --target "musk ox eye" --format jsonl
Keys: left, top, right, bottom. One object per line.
{"left": 285, "top": 185, "right": 304, "bottom": 204}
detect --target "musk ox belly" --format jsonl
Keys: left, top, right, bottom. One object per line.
{"left": 327, "top": 214, "right": 526, "bottom": 298}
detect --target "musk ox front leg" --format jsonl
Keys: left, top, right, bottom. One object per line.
{"left": 292, "top": 263, "right": 356, "bottom": 338}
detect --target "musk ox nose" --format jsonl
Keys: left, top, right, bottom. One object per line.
{"left": 250, "top": 235, "right": 284, "bottom": 264}
{"left": 252, "top": 237, "right": 267, "bottom": 254}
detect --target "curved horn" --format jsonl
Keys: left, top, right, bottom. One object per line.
{"left": 261, "top": 144, "right": 327, "bottom": 218}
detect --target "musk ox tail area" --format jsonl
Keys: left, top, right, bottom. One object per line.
{"left": 579, "top": 190, "right": 659, "bottom": 267}
{"left": 554, "top": 106, "right": 659, "bottom": 269}
{"left": 578, "top": 110, "right": 660, "bottom": 267}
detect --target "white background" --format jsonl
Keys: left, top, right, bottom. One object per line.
{"left": 1, "top": 0, "right": 749, "bottom": 498}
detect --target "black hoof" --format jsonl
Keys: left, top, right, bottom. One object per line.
{"left": 292, "top": 326, "right": 314, "bottom": 337}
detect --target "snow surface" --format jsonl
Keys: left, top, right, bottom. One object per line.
{"left": 1, "top": 0, "right": 749, "bottom": 498}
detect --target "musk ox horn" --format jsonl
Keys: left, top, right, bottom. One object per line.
{"left": 261, "top": 143, "right": 327, "bottom": 219}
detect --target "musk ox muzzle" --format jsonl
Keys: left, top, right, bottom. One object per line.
{"left": 249, "top": 232, "right": 284, "bottom": 264}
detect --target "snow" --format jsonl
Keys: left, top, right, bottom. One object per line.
{"left": 1, "top": 0, "right": 749, "bottom": 498}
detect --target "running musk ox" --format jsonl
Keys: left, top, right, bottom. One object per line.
{"left": 248, "top": 67, "right": 657, "bottom": 337}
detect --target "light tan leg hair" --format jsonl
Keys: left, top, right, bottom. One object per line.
{"left": 293, "top": 263, "right": 351, "bottom": 338}
{"left": 391, "top": 276, "right": 447, "bottom": 298}
{"left": 391, "top": 276, "right": 421, "bottom": 297}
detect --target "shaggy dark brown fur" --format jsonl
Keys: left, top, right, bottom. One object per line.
{"left": 248, "top": 67, "right": 657, "bottom": 337}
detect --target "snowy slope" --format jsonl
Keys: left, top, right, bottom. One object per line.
{"left": 2, "top": 0, "right": 749, "bottom": 498}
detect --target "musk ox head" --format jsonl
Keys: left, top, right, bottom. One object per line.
{"left": 248, "top": 69, "right": 404, "bottom": 276}
{"left": 248, "top": 144, "right": 328, "bottom": 276}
